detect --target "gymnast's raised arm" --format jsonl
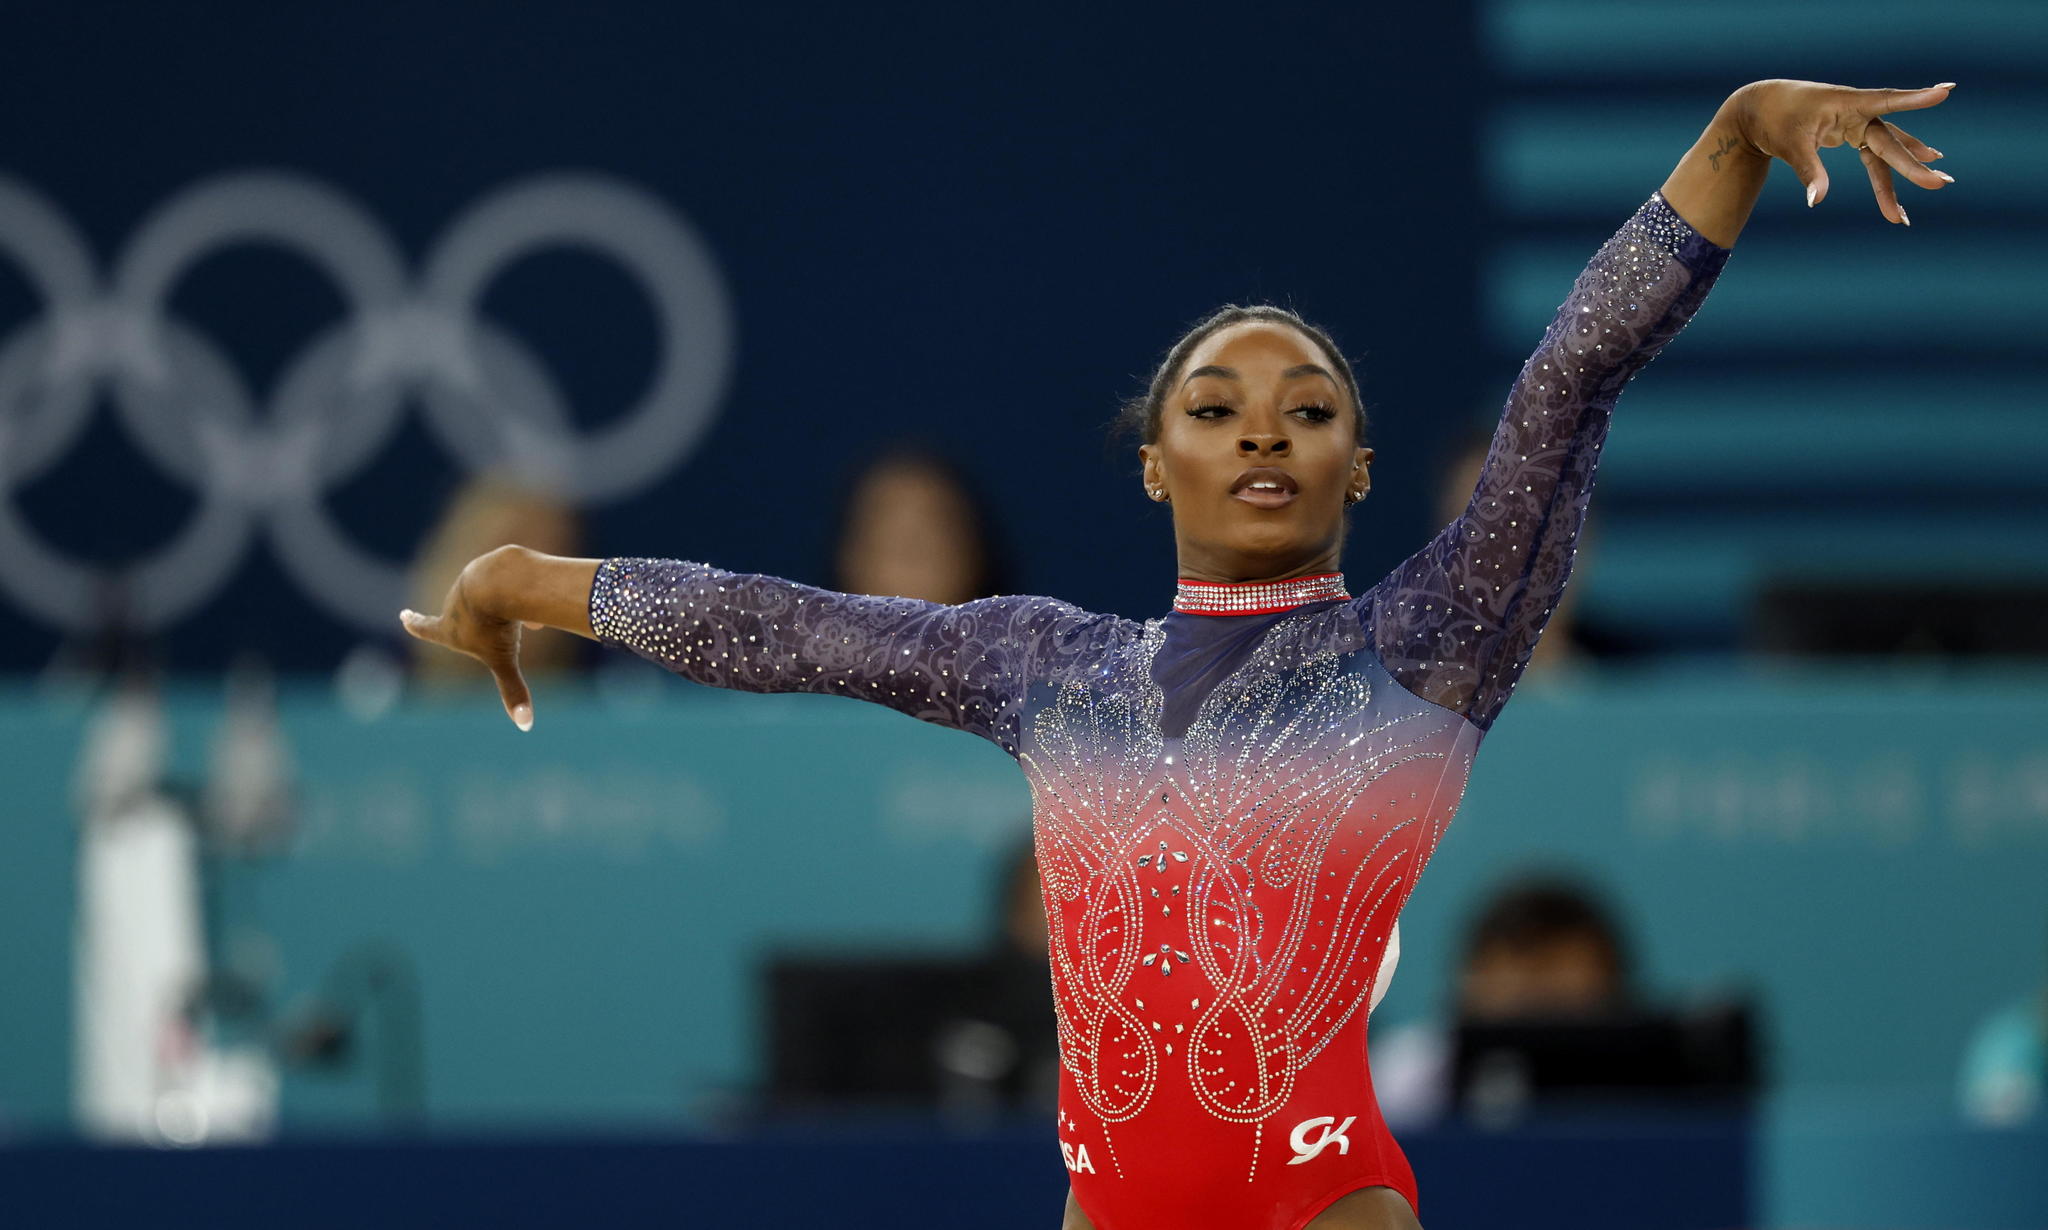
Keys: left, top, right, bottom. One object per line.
{"left": 1356, "top": 78, "right": 1955, "bottom": 731}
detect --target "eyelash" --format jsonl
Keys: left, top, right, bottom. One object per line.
{"left": 1188, "top": 403, "right": 1337, "bottom": 423}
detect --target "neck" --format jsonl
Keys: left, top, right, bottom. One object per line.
{"left": 1173, "top": 551, "right": 1342, "bottom": 587}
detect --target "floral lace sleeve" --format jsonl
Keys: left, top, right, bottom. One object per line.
{"left": 587, "top": 557, "right": 1108, "bottom": 755}
{"left": 1358, "top": 190, "right": 1733, "bottom": 730}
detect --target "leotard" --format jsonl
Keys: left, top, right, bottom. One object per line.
{"left": 587, "top": 188, "right": 1731, "bottom": 1229}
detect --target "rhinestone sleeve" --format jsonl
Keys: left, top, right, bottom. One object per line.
{"left": 587, "top": 557, "right": 1111, "bottom": 755}
{"left": 1360, "top": 189, "right": 1732, "bottom": 730}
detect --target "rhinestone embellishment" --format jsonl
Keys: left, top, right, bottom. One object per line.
{"left": 1173, "top": 572, "right": 1351, "bottom": 616}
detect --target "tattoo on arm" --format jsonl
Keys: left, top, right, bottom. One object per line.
{"left": 1705, "top": 132, "right": 1745, "bottom": 173}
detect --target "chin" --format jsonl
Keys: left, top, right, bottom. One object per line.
{"left": 1220, "top": 527, "right": 1325, "bottom": 565}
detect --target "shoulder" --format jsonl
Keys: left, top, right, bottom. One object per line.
{"left": 960, "top": 594, "right": 1142, "bottom": 666}
{"left": 967, "top": 593, "right": 1138, "bottom": 638}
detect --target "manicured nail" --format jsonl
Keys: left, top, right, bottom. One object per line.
{"left": 1805, "top": 183, "right": 1816, "bottom": 208}
{"left": 1933, "top": 170, "right": 1953, "bottom": 183}
{"left": 1934, "top": 82, "right": 1956, "bottom": 90}
{"left": 1900, "top": 208, "right": 1911, "bottom": 227}
{"left": 512, "top": 703, "right": 533, "bottom": 732}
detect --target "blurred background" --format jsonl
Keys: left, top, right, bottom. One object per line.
{"left": 1, "top": 2, "right": 2043, "bottom": 1228}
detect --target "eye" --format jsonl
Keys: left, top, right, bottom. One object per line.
{"left": 1186, "top": 402, "right": 1336, "bottom": 422}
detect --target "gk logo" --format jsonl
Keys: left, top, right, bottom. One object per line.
{"left": 1287, "top": 1115, "right": 1357, "bottom": 1165}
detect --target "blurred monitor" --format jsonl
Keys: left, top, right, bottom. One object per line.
{"left": 1451, "top": 999, "right": 1759, "bottom": 1114}
{"left": 1750, "top": 580, "right": 2048, "bottom": 655}
{"left": 762, "top": 953, "right": 978, "bottom": 1110}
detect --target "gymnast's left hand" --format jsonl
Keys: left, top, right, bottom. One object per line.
{"left": 1730, "top": 78, "right": 1956, "bottom": 223}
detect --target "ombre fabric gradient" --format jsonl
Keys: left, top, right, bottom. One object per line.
{"left": 588, "top": 189, "right": 1731, "bottom": 1229}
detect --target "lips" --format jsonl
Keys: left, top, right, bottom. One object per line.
{"left": 1231, "top": 466, "right": 1299, "bottom": 509}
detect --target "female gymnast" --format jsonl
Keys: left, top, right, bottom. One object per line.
{"left": 402, "top": 78, "right": 1957, "bottom": 1230}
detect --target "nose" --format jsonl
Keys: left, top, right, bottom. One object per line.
{"left": 1237, "top": 433, "right": 1289, "bottom": 456}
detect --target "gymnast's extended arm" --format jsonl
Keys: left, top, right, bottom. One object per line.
{"left": 401, "top": 545, "right": 1107, "bottom": 751}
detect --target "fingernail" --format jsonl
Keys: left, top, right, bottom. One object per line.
{"left": 512, "top": 703, "right": 533, "bottom": 732}
{"left": 1928, "top": 148, "right": 1944, "bottom": 158}
{"left": 1935, "top": 82, "right": 1956, "bottom": 90}
{"left": 1805, "top": 183, "right": 1816, "bottom": 208}
{"left": 1900, "top": 208, "right": 1911, "bottom": 227}
{"left": 1933, "top": 170, "right": 1953, "bottom": 183}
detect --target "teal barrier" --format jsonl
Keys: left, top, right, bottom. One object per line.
{"left": 3, "top": 666, "right": 2044, "bottom": 1221}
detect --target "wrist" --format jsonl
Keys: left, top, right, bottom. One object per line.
{"left": 465, "top": 544, "right": 528, "bottom": 622}
{"left": 1719, "top": 83, "right": 1773, "bottom": 161}
{"left": 470, "top": 545, "right": 603, "bottom": 640}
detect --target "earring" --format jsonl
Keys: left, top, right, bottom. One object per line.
{"left": 1344, "top": 490, "right": 1362, "bottom": 505}
{"left": 1149, "top": 487, "right": 1167, "bottom": 502}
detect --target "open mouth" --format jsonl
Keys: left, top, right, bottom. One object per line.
{"left": 1231, "top": 467, "right": 1299, "bottom": 509}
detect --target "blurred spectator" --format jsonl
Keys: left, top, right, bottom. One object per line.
{"left": 831, "top": 444, "right": 1011, "bottom": 603}
{"left": 1376, "top": 870, "right": 1759, "bottom": 1127}
{"left": 1455, "top": 873, "right": 1636, "bottom": 1020}
{"left": 406, "top": 471, "right": 586, "bottom": 684}
{"left": 1373, "top": 871, "right": 1639, "bottom": 1127}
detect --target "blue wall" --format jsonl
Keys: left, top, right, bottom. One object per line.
{"left": 0, "top": 1, "right": 1485, "bottom": 673}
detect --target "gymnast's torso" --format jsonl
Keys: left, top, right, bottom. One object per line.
{"left": 1022, "top": 593, "right": 1477, "bottom": 1228}
{"left": 586, "top": 187, "right": 1731, "bottom": 1229}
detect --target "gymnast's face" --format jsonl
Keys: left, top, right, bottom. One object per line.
{"left": 1139, "top": 322, "right": 1373, "bottom": 584}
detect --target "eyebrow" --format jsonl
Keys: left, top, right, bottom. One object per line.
{"left": 1181, "top": 364, "right": 1338, "bottom": 386}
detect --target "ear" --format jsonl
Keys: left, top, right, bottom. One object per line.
{"left": 1354, "top": 446, "right": 1374, "bottom": 496}
{"left": 1138, "top": 443, "right": 1163, "bottom": 494}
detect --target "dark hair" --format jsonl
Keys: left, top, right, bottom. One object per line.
{"left": 1110, "top": 304, "right": 1371, "bottom": 453}
{"left": 1460, "top": 872, "right": 1634, "bottom": 997}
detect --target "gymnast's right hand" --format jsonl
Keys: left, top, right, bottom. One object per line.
{"left": 398, "top": 551, "right": 541, "bottom": 732}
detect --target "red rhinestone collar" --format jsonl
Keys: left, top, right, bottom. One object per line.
{"left": 1173, "top": 572, "right": 1351, "bottom": 616}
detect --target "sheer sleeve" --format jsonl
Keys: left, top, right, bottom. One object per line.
{"left": 1358, "top": 189, "right": 1733, "bottom": 731}
{"left": 586, "top": 556, "right": 1106, "bottom": 755}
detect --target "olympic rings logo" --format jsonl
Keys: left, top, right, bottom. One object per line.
{"left": 0, "top": 171, "right": 733, "bottom": 634}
